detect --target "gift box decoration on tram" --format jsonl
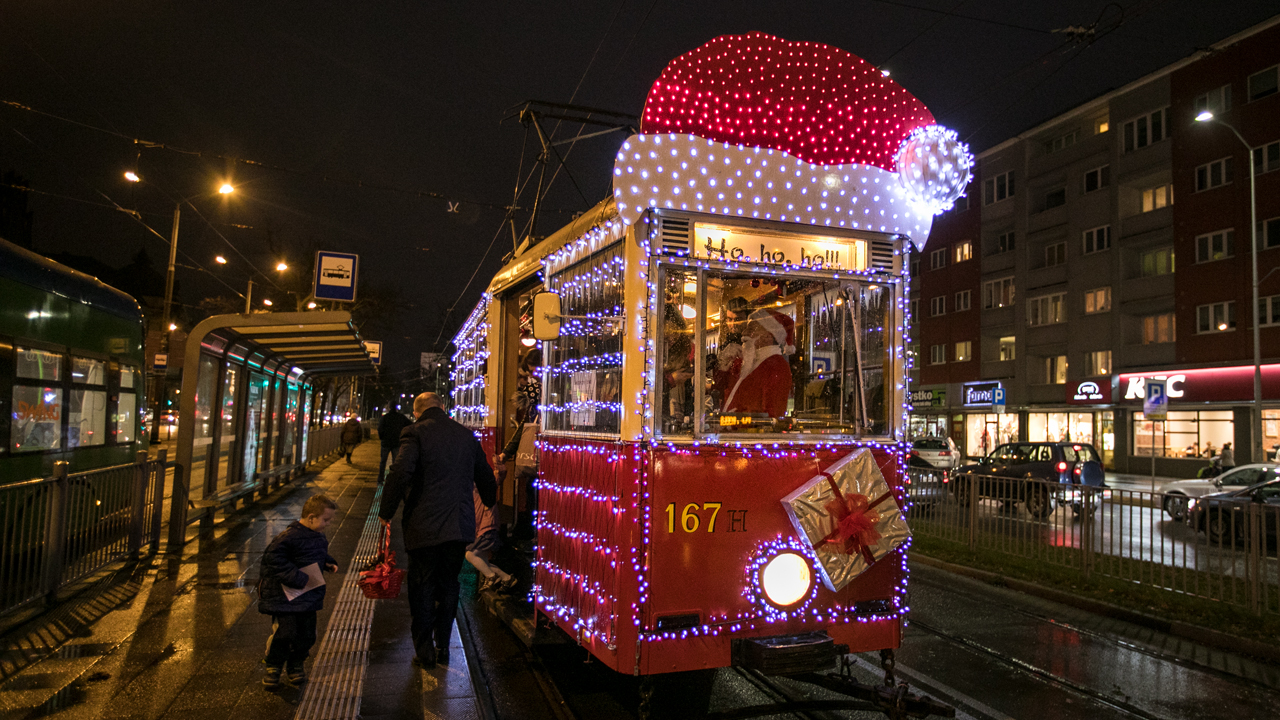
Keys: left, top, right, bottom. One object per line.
{"left": 782, "top": 449, "right": 911, "bottom": 592}
{"left": 450, "top": 31, "right": 970, "bottom": 678}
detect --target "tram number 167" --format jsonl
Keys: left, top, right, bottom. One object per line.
{"left": 665, "top": 502, "right": 721, "bottom": 533}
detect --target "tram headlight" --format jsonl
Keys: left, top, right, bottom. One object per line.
{"left": 760, "top": 551, "right": 812, "bottom": 608}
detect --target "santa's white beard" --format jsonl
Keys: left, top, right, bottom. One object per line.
{"left": 740, "top": 338, "right": 758, "bottom": 375}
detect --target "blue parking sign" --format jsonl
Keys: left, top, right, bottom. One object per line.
{"left": 992, "top": 387, "right": 1006, "bottom": 414}
{"left": 314, "top": 251, "right": 358, "bottom": 302}
{"left": 1144, "top": 378, "right": 1168, "bottom": 420}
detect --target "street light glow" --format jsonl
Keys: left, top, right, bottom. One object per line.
{"left": 1195, "top": 111, "right": 1214, "bottom": 122}
{"left": 262, "top": 298, "right": 273, "bottom": 306}
{"left": 215, "top": 255, "right": 227, "bottom": 264}
{"left": 168, "top": 323, "right": 177, "bottom": 331}
{"left": 218, "top": 183, "right": 235, "bottom": 194}
{"left": 276, "top": 261, "right": 288, "bottom": 272}
{"left": 124, "top": 171, "right": 141, "bottom": 182}
{"left": 306, "top": 301, "right": 317, "bottom": 309}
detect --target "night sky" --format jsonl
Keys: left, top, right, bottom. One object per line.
{"left": 3, "top": 1, "right": 1277, "bottom": 376}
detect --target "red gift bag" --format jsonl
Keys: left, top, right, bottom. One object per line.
{"left": 358, "top": 524, "right": 405, "bottom": 599}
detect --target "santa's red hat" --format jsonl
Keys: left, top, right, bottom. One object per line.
{"left": 750, "top": 308, "right": 795, "bottom": 355}
{"left": 612, "top": 32, "right": 973, "bottom": 249}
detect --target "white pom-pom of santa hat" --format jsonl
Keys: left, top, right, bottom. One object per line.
{"left": 750, "top": 308, "right": 796, "bottom": 355}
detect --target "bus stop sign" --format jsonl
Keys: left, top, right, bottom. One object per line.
{"left": 314, "top": 251, "right": 359, "bottom": 302}
{"left": 1144, "top": 378, "right": 1168, "bottom": 420}
{"left": 364, "top": 340, "right": 382, "bottom": 365}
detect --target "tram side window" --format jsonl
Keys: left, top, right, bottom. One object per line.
{"left": 12, "top": 348, "right": 64, "bottom": 452}
{"left": 68, "top": 356, "right": 107, "bottom": 447}
{"left": 661, "top": 270, "right": 697, "bottom": 434}
{"left": 114, "top": 365, "right": 139, "bottom": 444}
{"left": 544, "top": 247, "right": 625, "bottom": 434}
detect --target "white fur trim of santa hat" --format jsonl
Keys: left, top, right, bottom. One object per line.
{"left": 750, "top": 308, "right": 796, "bottom": 355}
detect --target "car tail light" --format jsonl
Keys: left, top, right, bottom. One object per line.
{"left": 939, "top": 450, "right": 950, "bottom": 456}
{"left": 1074, "top": 466, "right": 1081, "bottom": 475}
{"left": 1057, "top": 461, "right": 1067, "bottom": 472}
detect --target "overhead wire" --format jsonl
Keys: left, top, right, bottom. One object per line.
{"left": 0, "top": 99, "right": 573, "bottom": 215}
{"left": 430, "top": 0, "right": 631, "bottom": 352}
{"left": 864, "top": 0, "right": 1053, "bottom": 35}
{"left": 878, "top": 0, "right": 970, "bottom": 68}
{"left": 955, "top": 1, "right": 1146, "bottom": 143}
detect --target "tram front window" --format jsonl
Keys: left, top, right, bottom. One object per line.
{"left": 660, "top": 268, "right": 895, "bottom": 437}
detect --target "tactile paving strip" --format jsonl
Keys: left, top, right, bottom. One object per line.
{"left": 293, "top": 484, "right": 385, "bottom": 720}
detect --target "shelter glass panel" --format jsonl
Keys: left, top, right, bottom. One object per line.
{"left": 282, "top": 383, "right": 299, "bottom": 464}
{"left": 543, "top": 247, "right": 625, "bottom": 434}
{"left": 216, "top": 365, "right": 241, "bottom": 487}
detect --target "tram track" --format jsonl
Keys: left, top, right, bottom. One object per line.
{"left": 908, "top": 567, "right": 1279, "bottom": 692}
{"left": 905, "top": 618, "right": 1169, "bottom": 720}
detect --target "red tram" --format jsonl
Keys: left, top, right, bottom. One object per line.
{"left": 450, "top": 32, "right": 971, "bottom": 678}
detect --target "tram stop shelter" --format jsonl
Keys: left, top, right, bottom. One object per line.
{"left": 170, "top": 311, "right": 375, "bottom": 543}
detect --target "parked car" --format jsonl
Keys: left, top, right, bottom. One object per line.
{"left": 1159, "top": 463, "right": 1278, "bottom": 521}
{"left": 904, "top": 466, "right": 951, "bottom": 510}
{"left": 1186, "top": 474, "right": 1280, "bottom": 544}
{"left": 950, "top": 442, "right": 1107, "bottom": 519}
{"left": 909, "top": 437, "right": 961, "bottom": 470}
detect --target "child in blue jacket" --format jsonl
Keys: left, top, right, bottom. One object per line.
{"left": 257, "top": 494, "right": 340, "bottom": 689}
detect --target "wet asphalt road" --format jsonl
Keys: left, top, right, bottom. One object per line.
{"left": 464, "top": 560, "right": 1280, "bottom": 720}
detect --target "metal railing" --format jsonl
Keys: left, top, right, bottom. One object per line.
{"left": 905, "top": 468, "right": 1280, "bottom": 616}
{"left": 1, "top": 451, "right": 167, "bottom": 617}
{"left": 306, "top": 424, "right": 347, "bottom": 464}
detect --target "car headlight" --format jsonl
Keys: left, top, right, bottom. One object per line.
{"left": 760, "top": 551, "right": 813, "bottom": 608}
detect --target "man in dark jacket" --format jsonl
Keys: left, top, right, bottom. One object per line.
{"left": 257, "top": 494, "right": 340, "bottom": 688}
{"left": 377, "top": 405, "right": 412, "bottom": 482}
{"left": 381, "top": 392, "right": 496, "bottom": 668}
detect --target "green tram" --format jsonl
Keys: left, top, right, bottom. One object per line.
{"left": 1, "top": 237, "right": 148, "bottom": 484}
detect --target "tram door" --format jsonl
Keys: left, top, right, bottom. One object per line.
{"left": 497, "top": 281, "right": 541, "bottom": 530}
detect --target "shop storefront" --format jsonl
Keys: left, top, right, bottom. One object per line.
{"left": 1115, "top": 364, "right": 1280, "bottom": 476}
{"left": 961, "top": 381, "right": 1017, "bottom": 457}
{"left": 907, "top": 387, "right": 948, "bottom": 437}
{"left": 1053, "top": 380, "right": 1117, "bottom": 466}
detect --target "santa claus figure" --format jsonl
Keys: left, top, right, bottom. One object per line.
{"left": 722, "top": 308, "right": 795, "bottom": 418}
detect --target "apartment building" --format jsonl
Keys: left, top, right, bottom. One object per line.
{"left": 908, "top": 14, "right": 1280, "bottom": 476}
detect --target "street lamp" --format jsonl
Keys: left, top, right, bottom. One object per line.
{"left": 276, "top": 261, "right": 288, "bottom": 272}
{"left": 1196, "top": 110, "right": 1263, "bottom": 462}
{"left": 124, "top": 172, "right": 235, "bottom": 442}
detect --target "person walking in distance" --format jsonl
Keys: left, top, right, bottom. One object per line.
{"left": 380, "top": 393, "right": 496, "bottom": 668}
{"left": 1220, "top": 442, "right": 1235, "bottom": 471}
{"left": 340, "top": 415, "right": 362, "bottom": 464}
{"left": 377, "top": 405, "right": 412, "bottom": 481}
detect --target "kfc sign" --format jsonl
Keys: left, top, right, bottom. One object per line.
{"left": 1118, "top": 364, "right": 1280, "bottom": 404}
{"left": 1122, "top": 374, "right": 1184, "bottom": 400}
{"left": 1070, "top": 381, "right": 1107, "bottom": 403}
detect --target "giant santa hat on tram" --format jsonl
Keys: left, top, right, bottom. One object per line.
{"left": 612, "top": 32, "right": 972, "bottom": 249}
